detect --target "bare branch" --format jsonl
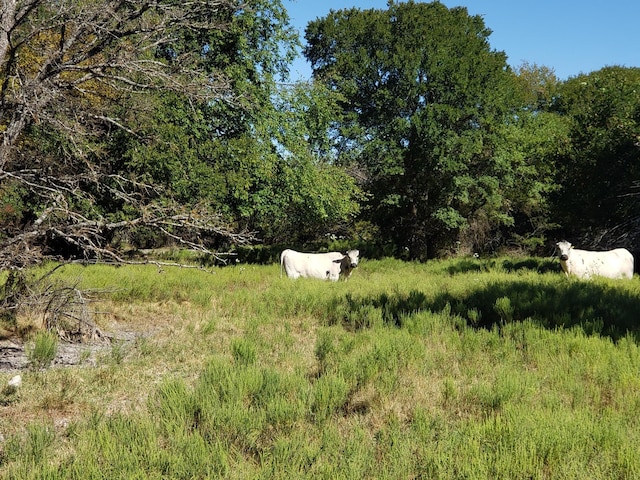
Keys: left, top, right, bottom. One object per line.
{"left": 2, "top": 0, "right": 236, "bottom": 160}
{"left": 0, "top": 0, "right": 256, "bottom": 268}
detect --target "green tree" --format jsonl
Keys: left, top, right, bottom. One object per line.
{"left": 254, "top": 81, "right": 363, "bottom": 243}
{"left": 488, "top": 63, "right": 571, "bottom": 252}
{"left": 104, "top": 0, "right": 302, "bottom": 248}
{"left": 550, "top": 67, "right": 640, "bottom": 248}
{"left": 102, "top": 23, "right": 361, "bottom": 247}
{"left": 304, "top": 1, "right": 542, "bottom": 258}
{"left": 0, "top": 0, "right": 300, "bottom": 265}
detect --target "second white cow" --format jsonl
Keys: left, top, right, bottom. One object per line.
{"left": 280, "top": 249, "right": 360, "bottom": 281}
{"left": 556, "top": 241, "right": 634, "bottom": 279}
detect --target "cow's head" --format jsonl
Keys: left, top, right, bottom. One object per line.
{"left": 344, "top": 249, "right": 360, "bottom": 269}
{"left": 556, "top": 241, "right": 572, "bottom": 261}
{"left": 332, "top": 249, "right": 360, "bottom": 279}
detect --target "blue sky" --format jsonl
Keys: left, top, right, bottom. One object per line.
{"left": 283, "top": 0, "right": 640, "bottom": 81}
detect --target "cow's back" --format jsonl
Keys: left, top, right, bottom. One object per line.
{"left": 569, "top": 248, "right": 634, "bottom": 279}
{"left": 610, "top": 248, "right": 634, "bottom": 279}
{"left": 281, "top": 249, "right": 341, "bottom": 280}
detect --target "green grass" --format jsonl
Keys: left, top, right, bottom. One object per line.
{"left": 25, "top": 331, "right": 58, "bottom": 370}
{"left": 1, "top": 256, "right": 640, "bottom": 478}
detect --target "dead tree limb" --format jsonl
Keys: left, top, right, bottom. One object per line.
{"left": 0, "top": 0, "right": 259, "bottom": 269}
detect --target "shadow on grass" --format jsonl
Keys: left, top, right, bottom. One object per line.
{"left": 328, "top": 279, "right": 640, "bottom": 341}
{"left": 446, "top": 257, "right": 561, "bottom": 275}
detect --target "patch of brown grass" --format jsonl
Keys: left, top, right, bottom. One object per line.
{"left": 0, "top": 299, "right": 217, "bottom": 438}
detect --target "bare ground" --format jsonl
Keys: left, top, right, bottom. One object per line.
{"left": 0, "top": 330, "right": 140, "bottom": 371}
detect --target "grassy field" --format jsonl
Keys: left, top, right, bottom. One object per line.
{"left": 1, "top": 256, "right": 640, "bottom": 478}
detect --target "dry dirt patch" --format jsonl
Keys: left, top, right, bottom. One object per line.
{"left": 0, "top": 301, "right": 169, "bottom": 371}
{"left": 0, "top": 333, "right": 138, "bottom": 371}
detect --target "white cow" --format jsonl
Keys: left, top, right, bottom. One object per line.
{"left": 280, "top": 249, "right": 360, "bottom": 281}
{"left": 555, "top": 241, "right": 634, "bottom": 279}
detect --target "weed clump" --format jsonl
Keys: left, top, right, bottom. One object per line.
{"left": 26, "top": 330, "right": 58, "bottom": 370}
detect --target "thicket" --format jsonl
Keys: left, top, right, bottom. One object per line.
{"left": 1, "top": 1, "right": 639, "bottom": 269}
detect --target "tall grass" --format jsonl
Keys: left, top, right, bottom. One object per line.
{"left": 2, "top": 256, "right": 640, "bottom": 478}
{"left": 25, "top": 330, "right": 58, "bottom": 370}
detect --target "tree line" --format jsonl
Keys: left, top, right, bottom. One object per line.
{"left": 1, "top": 0, "right": 639, "bottom": 268}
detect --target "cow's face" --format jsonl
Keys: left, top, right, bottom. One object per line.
{"left": 556, "top": 241, "right": 572, "bottom": 261}
{"left": 345, "top": 249, "right": 360, "bottom": 268}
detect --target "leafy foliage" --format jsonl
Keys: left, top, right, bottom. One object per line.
{"left": 0, "top": 0, "right": 366, "bottom": 265}
{"left": 550, "top": 67, "right": 640, "bottom": 247}
{"left": 304, "top": 2, "right": 553, "bottom": 257}
{"left": 253, "top": 81, "right": 363, "bottom": 242}
{"left": 2, "top": 0, "right": 639, "bottom": 268}
{"left": 1, "top": 0, "right": 247, "bottom": 265}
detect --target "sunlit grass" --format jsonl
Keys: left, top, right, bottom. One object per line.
{"left": 1, "top": 256, "right": 640, "bottom": 478}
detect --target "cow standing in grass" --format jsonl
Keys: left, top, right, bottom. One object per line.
{"left": 280, "top": 249, "right": 360, "bottom": 281}
{"left": 555, "top": 241, "right": 634, "bottom": 279}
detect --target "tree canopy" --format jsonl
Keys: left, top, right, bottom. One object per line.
{"left": 304, "top": 1, "right": 561, "bottom": 258}
{"left": 1, "top": 0, "right": 639, "bottom": 268}
{"left": 303, "top": 1, "right": 640, "bottom": 257}
{"left": 0, "top": 0, "right": 249, "bottom": 266}
{"left": 549, "top": 67, "right": 640, "bottom": 248}
{"left": 0, "top": 0, "right": 364, "bottom": 267}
